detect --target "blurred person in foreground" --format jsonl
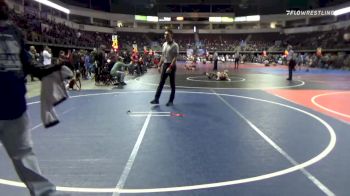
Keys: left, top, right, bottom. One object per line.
{"left": 0, "top": 1, "right": 69, "bottom": 195}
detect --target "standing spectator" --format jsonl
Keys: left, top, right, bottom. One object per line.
{"left": 297, "top": 53, "right": 304, "bottom": 71}
{"left": 107, "top": 49, "right": 117, "bottom": 70}
{"left": 234, "top": 51, "right": 240, "bottom": 69}
{"left": 130, "top": 51, "right": 140, "bottom": 75}
{"left": 65, "top": 49, "right": 73, "bottom": 71}
{"left": 28, "top": 45, "right": 39, "bottom": 81}
{"left": 84, "top": 51, "right": 92, "bottom": 79}
{"left": 42, "top": 46, "right": 52, "bottom": 66}
{"left": 94, "top": 45, "right": 106, "bottom": 85}
{"left": 213, "top": 51, "right": 218, "bottom": 71}
{"left": 72, "top": 49, "right": 80, "bottom": 71}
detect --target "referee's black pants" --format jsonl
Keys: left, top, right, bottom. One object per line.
{"left": 154, "top": 63, "right": 176, "bottom": 103}
{"left": 288, "top": 60, "right": 296, "bottom": 80}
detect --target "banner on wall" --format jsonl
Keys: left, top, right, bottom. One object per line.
{"left": 112, "top": 35, "right": 118, "bottom": 51}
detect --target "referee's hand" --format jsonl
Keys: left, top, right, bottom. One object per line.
{"left": 157, "top": 66, "right": 161, "bottom": 73}
{"left": 166, "top": 67, "right": 172, "bottom": 74}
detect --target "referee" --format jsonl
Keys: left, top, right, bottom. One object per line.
{"left": 150, "top": 28, "right": 179, "bottom": 106}
{"left": 286, "top": 46, "right": 296, "bottom": 81}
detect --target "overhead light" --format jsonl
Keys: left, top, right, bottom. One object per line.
{"left": 246, "top": 15, "right": 260, "bottom": 21}
{"left": 135, "top": 15, "right": 147, "bottom": 21}
{"left": 147, "top": 16, "right": 158, "bottom": 22}
{"left": 221, "top": 17, "right": 234, "bottom": 22}
{"left": 270, "top": 22, "right": 276, "bottom": 29}
{"left": 209, "top": 17, "right": 221, "bottom": 22}
{"left": 334, "top": 6, "right": 350, "bottom": 16}
{"left": 234, "top": 16, "right": 247, "bottom": 22}
{"left": 159, "top": 17, "right": 171, "bottom": 22}
{"left": 34, "top": 0, "right": 70, "bottom": 14}
{"left": 176, "top": 16, "right": 184, "bottom": 21}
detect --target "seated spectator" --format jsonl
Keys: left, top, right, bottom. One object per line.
{"left": 110, "top": 57, "right": 132, "bottom": 87}
{"left": 66, "top": 70, "right": 81, "bottom": 91}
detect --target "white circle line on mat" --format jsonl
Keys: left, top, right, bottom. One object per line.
{"left": 311, "top": 91, "right": 350, "bottom": 119}
{"left": 2, "top": 90, "right": 335, "bottom": 194}
{"left": 135, "top": 77, "right": 305, "bottom": 90}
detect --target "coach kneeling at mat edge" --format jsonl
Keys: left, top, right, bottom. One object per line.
{"left": 150, "top": 28, "right": 179, "bottom": 106}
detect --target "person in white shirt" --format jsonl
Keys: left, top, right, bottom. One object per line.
{"left": 150, "top": 28, "right": 179, "bottom": 106}
{"left": 42, "top": 46, "right": 52, "bottom": 66}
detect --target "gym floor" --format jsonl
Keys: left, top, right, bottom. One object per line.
{"left": 1, "top": 62, "right": 349, "bottom": 196}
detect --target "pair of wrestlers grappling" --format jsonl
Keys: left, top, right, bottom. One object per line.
{"left": 205, "top": 70, "right": 231, "bottom": 81}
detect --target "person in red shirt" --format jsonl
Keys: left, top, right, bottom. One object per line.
{"left": 143, "top": 46, "right": 148, "bottom": 55}
{"left": 131, "top": 51, "right": 142, "bottom": 75}
{"left": 131, "top": 51, "right": 139, "bottom": 64}
{"left": 153, "top": 55, "right": 159, "bottom": 67}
